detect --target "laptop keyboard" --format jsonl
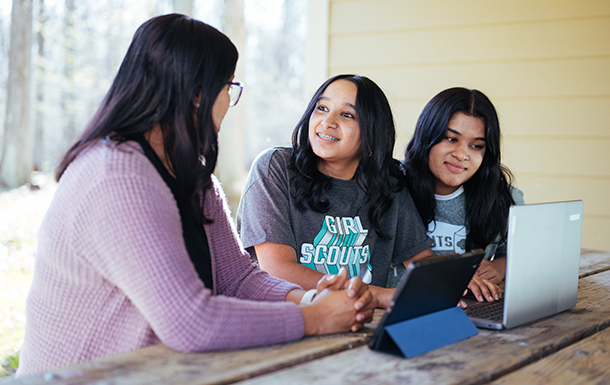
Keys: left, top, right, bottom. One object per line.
{"left": 464, "top": 298, "right": 504, "bottom": 322}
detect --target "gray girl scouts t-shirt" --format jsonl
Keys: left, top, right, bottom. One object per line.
{"left": 236, "top": 147, "right": 432, "bottom": 287}
{"left": 386, "top": 184, "right": 525, "bottom": 287}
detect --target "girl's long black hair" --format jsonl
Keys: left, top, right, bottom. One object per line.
{"left": 405, "top": 87, "right": 515, "bottom": 250}
{"left": 55, "top": 14, "right": 238, "bottom": 223}
{"left": 290, "top": 74, "right": 404, "bottom": 239}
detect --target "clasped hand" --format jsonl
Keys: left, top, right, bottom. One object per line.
{"left": 302, "top": 268, "right": 377, "bottom": 335}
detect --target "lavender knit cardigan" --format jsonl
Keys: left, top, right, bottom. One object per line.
{"left": 17, "top": 140, "right": 304, "bottom": 376}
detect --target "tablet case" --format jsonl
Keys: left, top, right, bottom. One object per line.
{"left": 369, "top": 250, "right": 484, "bottom": 358}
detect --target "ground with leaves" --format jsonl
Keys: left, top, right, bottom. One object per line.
{"left": 0, "top": 174, "right": 56, "bottom": 378}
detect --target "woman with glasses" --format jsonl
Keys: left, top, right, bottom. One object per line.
{"left": 17, "top": 15, "right": 374, "bottom": 377}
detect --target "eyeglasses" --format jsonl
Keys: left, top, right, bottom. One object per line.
{"left": 228, "top": 82, "right": 244, "bottom": 107}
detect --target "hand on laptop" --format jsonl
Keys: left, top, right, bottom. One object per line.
{"left": 462, "top": 275, "right": 501, "bottom": 305}
{"left": 476, "top": 256, "right": 506, "bottom": 284}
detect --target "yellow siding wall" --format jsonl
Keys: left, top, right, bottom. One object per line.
{"left": 323, "top": 0, "right": 610, "bottom": 250}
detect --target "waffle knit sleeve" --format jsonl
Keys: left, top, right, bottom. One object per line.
{"left": 204, "top": 175, "right": 303, "bottom": 302}
{"left": 77, "top": 156, "right": 304, "bottom": 352}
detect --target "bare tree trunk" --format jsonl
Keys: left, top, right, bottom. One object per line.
{"left": 173, "top": 0, "right": 192, "bottom": 16}
{"left": 99, "top": 0, "right": 123, "bottom": 81}
{"left": 33, "top": 0, "right": 44, "bottom": 171}
{"left": 216, "top": 0, "right": 246, "bottom": 215}
{"left": 0, "top": 0, "right": 34, "bottom": 188}
{"left": 62, "top": 0, "right": 76, "bottom": 147}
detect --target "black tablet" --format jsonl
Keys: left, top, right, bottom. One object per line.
{"left": 369, "top": 250, "right": 485, "bottom": 354}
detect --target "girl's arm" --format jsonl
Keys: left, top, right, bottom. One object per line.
{"left": 256, "top": 241, "right": 390, "bottom": 308}
{"left": 255, "top": 242, "right": 326, "bottom": 289}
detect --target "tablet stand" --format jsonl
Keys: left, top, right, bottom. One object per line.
{"left": 379, "top": 306, "right": 478, "bottom": 358}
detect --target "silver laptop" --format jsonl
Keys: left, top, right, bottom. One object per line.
{"left": 464, "top": 200, "right": 584, "bottom": 329}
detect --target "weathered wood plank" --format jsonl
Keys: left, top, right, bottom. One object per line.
{"left": 490, "top": 327, "right": 610, "bottom": 384}
{"left": 237, "top": 269, "right": 610, "bottom": 385}
{"left": 7, "top": 251, "right": 607, "bottom": 385}
{"left": 5, "top": 333, "right": 371, "bottom": 385}
{"left": 579, "top": 248, "right": 610, "bottom": 278}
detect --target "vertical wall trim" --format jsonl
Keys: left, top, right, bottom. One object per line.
{"left": 305, "top": 0, "right": 330, "bottom": 100}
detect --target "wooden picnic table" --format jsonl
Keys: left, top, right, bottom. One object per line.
{"left": 5, "top": 248, "right": 610, "bottom": 385}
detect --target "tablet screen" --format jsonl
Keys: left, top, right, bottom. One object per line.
{"left": 370, "top": 250, "right": 484, "bottom": 351}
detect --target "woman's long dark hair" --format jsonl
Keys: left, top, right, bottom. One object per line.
{"left": 405, "top": 87, "right": 515, "bottom": 250}
{"left": 290, "top": 74, "right": 404, "bottom": 239}
{"left": 55, "top": 14, "right": 238, "bottom": 222}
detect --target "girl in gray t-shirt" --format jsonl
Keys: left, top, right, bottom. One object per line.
{"left": 388, "top": 87, "right": 523, "bottom": 298}
{"left": 237, "top": 75, "right": 435, "bottom": 309}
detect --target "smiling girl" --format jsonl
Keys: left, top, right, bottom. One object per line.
{"left": 387, "top": 87, "right": 524, "bottom": 293}
{"left": 236, "top": 74, "right": 436, "bottom": 309}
